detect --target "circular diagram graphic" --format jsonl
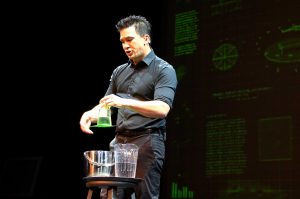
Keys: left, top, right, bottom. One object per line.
{"left": 212, "top": 43, "right": 239, "bottom": 71}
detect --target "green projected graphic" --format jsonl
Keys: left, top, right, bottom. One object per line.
{"left": 256, "top": 24, "right": 300, "bottom": 72}
{"left": 210, "top": 0, "right": 242, "bottom": 16}
{"left": 205, "top": 116, "right": 247, "bottom": 175}
{"left": 217, "top": 179, "right": 288, "bottom": 199}
{"left": 212, "top": 43, "right": 239, "bottom": 71}
{"left": 280, "top": 24, "right": 300, "bottom": 33}
{"left": 171, "top": 182, "right": 194, "bottom": 198}
{"left": 175, "top": 10, "right": 199, "bottom": 56}
{"left": 258, "top": 116, "right": 293, "bottom": 161}
{"left": 176, "top": 64, "right": 188, "bottom": 81}
{"left": 264, "top": 38, "right": 300, "bottom": 63}
{"left": 167, "top": 0, "right": 300, "bottom": 198}
{"left": 175, "top": 43, "right": 197, "bottom": 56}
{"left": 212, "top": 87, "right": 272, "bottom": 101}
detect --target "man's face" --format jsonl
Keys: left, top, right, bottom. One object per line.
{"left": 119, "top": 26, "right": 149, "bottom": 63}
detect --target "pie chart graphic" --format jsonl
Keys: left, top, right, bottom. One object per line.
{"left": 212, "top": 43, "right": 239, "bottom": 71}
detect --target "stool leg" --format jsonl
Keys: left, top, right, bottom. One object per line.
{"left": 87, "top": 189, "right": 93, "bottom": 199}
{"left": 100, "top": 188, "right": 108, "bottom": 198}
{"left": 107, "top": 187, "right": 117, "bottom": 199}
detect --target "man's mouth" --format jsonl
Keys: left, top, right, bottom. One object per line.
{"left": 126, "top": 50, "right": 133, "bottom": 56}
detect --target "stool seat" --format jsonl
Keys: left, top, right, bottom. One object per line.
{"left": 83, "top": 176, "right": 142, "bottom": 199}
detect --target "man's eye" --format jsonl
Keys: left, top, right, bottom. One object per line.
{"left": 127, "top": 37, "right": 134, "bottom": 41}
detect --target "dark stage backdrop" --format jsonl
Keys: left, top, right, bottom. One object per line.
{"left": 1, "top": 1, "right": 170, "bottom": 199}
{"left": 1, "top": 1, "right": 299, "bottom": 199}
{"left": 163, "top": 0, "right": 300, "bottom": 198}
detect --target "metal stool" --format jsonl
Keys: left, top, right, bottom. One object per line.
{"left": 83, "top": 176, "right": 142, "bottom": 199}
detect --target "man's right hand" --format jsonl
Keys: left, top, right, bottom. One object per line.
{"left": 79, "top": 111, "right": 95, "bottom": 134}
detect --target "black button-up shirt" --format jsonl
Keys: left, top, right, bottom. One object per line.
{"left": 105, "top": 50, "right": 177, "bottom": 132}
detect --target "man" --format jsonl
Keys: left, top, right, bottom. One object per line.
{"left": 80, "top": 15, "right": 177, "bottom": 199}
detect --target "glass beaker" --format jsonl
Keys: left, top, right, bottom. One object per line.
{"left": 96, "top": 106, "right": 112, "bottom": 127}
{"left": 83, "top": 150, "right": 115, "bottom": 177}
{"left": 114, "top": 143, "right": 139, "bottom": 178}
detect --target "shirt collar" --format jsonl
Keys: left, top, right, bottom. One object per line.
{"left": 143, "top": 50, "right": 155, "bottom": 66}
{"left": 128, "top": 50, "right": 155, "bottom": 68}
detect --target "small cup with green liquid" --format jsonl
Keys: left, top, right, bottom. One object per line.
{"left": 96, "top": 106, "right": 112, "bottom": 127}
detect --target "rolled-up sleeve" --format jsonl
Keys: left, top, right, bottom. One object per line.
{"left": 154, "top": 65, "right": 178, "bottom": 109}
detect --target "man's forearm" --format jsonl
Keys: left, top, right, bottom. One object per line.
{"left": 122, "top": 99, "right": 170, "bottom": 118}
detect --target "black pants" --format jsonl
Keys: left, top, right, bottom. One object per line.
{"left": 101, "top": 129, "right": 165, "bottom": 199}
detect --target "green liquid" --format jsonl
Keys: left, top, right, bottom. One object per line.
{"left": 97, "top": 117, "right": 112, "bottom": 127}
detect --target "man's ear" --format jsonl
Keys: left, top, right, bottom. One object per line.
{"left": 144, "top": 34, "right": 151, "bottom": 44}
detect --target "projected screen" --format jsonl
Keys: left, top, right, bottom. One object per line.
{"left": 164, "top": 0, "right": 300, "bottom": 198}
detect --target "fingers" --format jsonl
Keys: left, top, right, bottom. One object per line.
{"left": 80, "top": 123, "right": 94, "bottom": 134}
{"left": 99, "top": 95, "right": 111, "bottom": 105}
{"left": 81, "top": 127, "right": 94, "bottom": 134}
{"left": 80, "top": 114, "right": 94, "bottom": 134}
{"left": 99, "top": 95, "right": 110, "bottom": 102}
{"left": 99, "top": 94, "right": 120, "bottom": 108}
